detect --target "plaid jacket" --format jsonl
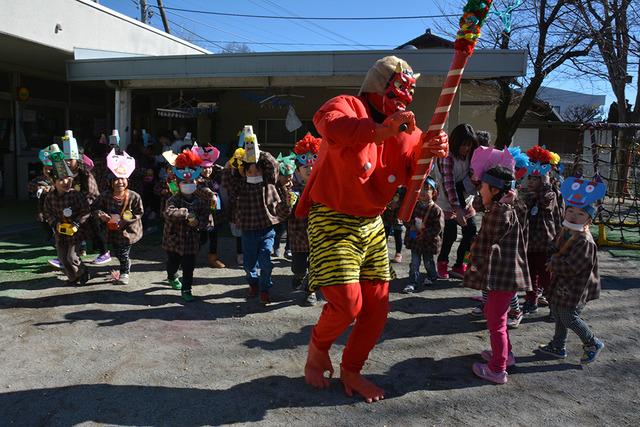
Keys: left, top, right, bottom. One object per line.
{"left": 92, "top": 159, "right": 111, "bottom": 193}
{"left": 404, "top": 201, "right": 444, "bottom": 255}
{"left": 197, "top": 166, "right": 225, "bottom": 226}
{"left": 548, "top": 230, "right": 600, "bottom": 308}
{"left": 72, "top": 166, "right": 100, "bottom": 205}
{"left": 523, "top": 185, "right": 558, "bottom": 253}
{"left": 92, "top": 190, "right": 144, "bottom": 246}
{"left": 287, "top": 177, "right": 309, "bottom": 253}
{"left": 381, "top": 187, "right": 406, "bottom": 227}
{"left": 220, "top": 152, "right": 291, "bottom": 231}
{"left": 162, "top": 188, "right": 214, "bottom": 255}
{"left": 464, "top": 199, "right": 532, "bottom": 292}
{"left": 28, "top": 174, "right": 54, "bottom": 220}
{"left": 43, "top": 189, "right": 91, "bottom": 244}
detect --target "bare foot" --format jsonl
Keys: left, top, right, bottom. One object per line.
{"left": 304, "top": 343, "right": 334, "bottom": 389}
{"left": 340, "top": 367, "right": 385, "bottom": 403}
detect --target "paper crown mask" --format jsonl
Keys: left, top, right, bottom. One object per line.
{"left": 277, "top": 152, "right": 297, "bottom": 176}
{"left": 293, "top": 133, "right": 321, "bottom": 166}
{"left": 507, "top": 146, "right": 530, "bottom": 180}
{"left": 62, "top": 130, "right": 80, "bottom": 160}
{"left": 109, "top": 130, "right": 120, "bottom": 148}
{"left": 107, "top": 148, "right": 136, "bottom": 179}
{"left": 526, "top": 146, "right": 553, "bottom": 176}
{"left": 240, "top": 125, "right": 260, "bottom": 163}
{"left": 172, "top": 151, "right": 202, "bottom": 182}
{"left": 470, "top": 146, "right": 515, "bottom": 181}
{"left": 49, "top": 151, "right": 73, "bottom": 180}
{"left": 39, "top": 144, "right": 62, "bottom": 166}
{"left": 191, "top": 143, "right": 220, "bottom": 168}
{"left": 560, "top": 176, "right": 606, "bottom": 218}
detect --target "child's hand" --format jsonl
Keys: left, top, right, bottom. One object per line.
{"left": 98, "top": 212, "right": 111, "bottom": 223}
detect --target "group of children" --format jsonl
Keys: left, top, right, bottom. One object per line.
{"left": 30, "top": 124, "right": 605, "bottom": 384}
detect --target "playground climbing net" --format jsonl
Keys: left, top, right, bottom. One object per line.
{"left": 573, "top": 122, "right": 640, "bottom": 249}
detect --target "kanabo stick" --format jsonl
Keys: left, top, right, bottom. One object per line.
{"left": 398, "top": 0, "right": 493, "bottom": 221}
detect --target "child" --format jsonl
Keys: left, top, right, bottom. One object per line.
{"left": 162, "top": 150, "right": 214, "bottom": 302}
{"left": 193, "top": 143, "right": 226, "bottom": 268}
{"left": 464, "top": 147, "right": 531, "bottom": 384}
{"left": 223, "top": 147, "right": 247, "bottom": 266}
{"left": 42, "top": 147, "right": 91, "bottom": 285}
{"left": 522, "top": 146, "right": 559, "bottom": 313}
{"left": 285, "top": 133, "right": 320, "bottom": 305}
{"left": 154, "top": 162, "right": 179, "bottom": 219}
{"left": 62, "top": 130, "right": 111, "bottom": 265}
{"left": 402, "top": 177, "right": 444, "bottom": 293}
{"left": 273, "top": 152, "right": 296, "bottom": 259}
{"left": 92, "top": 149, "right": 144, "bottom": 285}
{"left": 382, "top": 187, "right": 406, "bottom": 263}
{"left": 221, "top": 127, "right": 292, "bottom": 304}
{"left": 537, "top": 176, "right": 605, "bottom": 363}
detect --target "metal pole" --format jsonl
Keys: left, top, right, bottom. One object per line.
{"left": 140, "top": 0, "right": 148, "bottom": 24}
{"left": 157, "top": 0, "right": 171, "bottom": 33}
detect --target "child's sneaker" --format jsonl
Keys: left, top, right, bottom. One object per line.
{"left": 537, "top": 296, "right": 549, "bottom": 307}
{"left": 246, "top": 285, "right": 258, "bottom": 298}
{"left": 78, "top": 268, "right": 90, "bottom": 286}
{"left": 522, "top": 301, "right": 538, "bottom": 314}
{"left": 118, "top": 273, "right": 130, "bottom": 285}
{"left": 437, "top": 261, "right": 449, "bottom": 279}
{"left": 168, "top": 278, "right": 182, "bottom": 290}
{"left": 303, "top": 292, "right": 317, "bottom": 306}
{"left": 480, "top": 350, "right": 516, "bottom": 367}
{"left": 422, "top": 277, "right": 434, "bottom": 287}
{"left": 449, "top": 263, "right": 466, "bottom": 279}
{"left": 48, "top": 258, "right": 62, "bottom": 269}
{"left": 507, "top": 309, "right": 524, "bottom": 329}
{"left": 392, "top": 253, "right": 402, "bottom": 263}
{"left": 284, "top": 249, "right": 293, "bottom": 259}
{"left": 402, "top": 284, "right": 415, "bottom": 294}
{"left": 581, "top": 339, "right": 604, "bottom": 364}
{"left": 181, "top": 290, "right": 195, "bottom": 302}
{"left": 92, "top": 251, "right": 112, "bottom": 265}
{"left": 472, "top": 362, "right": 507, "bottom": 384}
{"left": 259, "top": 291, "right": 270, "bottom": 305}
{"left": 537, "top": 343, "right": 567, "bottom": 359}
{"left": 470, "top": 304, "right": 484, "bottom": 317}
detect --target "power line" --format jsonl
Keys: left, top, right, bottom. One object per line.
{"left": 166, "top": 18, "right": 229, "bottom": 52}
{"left": 189, "top": 39, "right": 395, "bottom": 48}
{"left": 149, "top": 5, "right": 457, "bottom": 21}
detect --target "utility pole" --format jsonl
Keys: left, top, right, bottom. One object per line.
{"left": 140, "top": 0, "right": 148, "bottom": 24}
{"left": 157, "top": 0, "right": 171, "bottom": 33}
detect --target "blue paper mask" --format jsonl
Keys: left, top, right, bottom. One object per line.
{"left": 172, "top": 166, "right": 202, "bottom": 182}
{"left": 560, "top": 176, "right": 606, "bottom": 210}
{"left": 526, "top": 161, "right": 552, "bottom": 177}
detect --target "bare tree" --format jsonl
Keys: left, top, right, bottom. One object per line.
{"left": 563, "top": 104, "right": 604, "bottom": 122}
{"left": 221, "top": 42, "right": 253, "bottom": 54}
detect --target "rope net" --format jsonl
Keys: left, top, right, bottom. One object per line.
{"left": 572, "top": 122, "right": 640, "bottom": 249}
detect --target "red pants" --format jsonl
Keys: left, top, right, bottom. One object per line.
{"left": 311, "top": 280, "right": 389, "bottom": 373}
{"left": 484, "top": 290, "right": 515, "bottom": 373}
{"left": 526, "top": 252, "right": 550, "bottom": 304}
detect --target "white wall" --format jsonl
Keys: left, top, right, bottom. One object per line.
{"left": 0, "top": 0, "right": 209, "bottom": 56}
{"left": 512, "top": 128, "right": 539, "bottom": 151}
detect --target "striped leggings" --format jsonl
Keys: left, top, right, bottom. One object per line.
{"left": 550, "top": 304, "right": 596, "bottom": 349}
{"left": 482, "top": 290, "right": 520, "bottom": 312}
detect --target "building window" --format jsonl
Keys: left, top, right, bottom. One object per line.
{"left": 257, "top": 119, "right": 317, "bottom": 152}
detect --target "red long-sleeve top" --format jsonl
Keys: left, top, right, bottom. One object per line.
{"left": 296, "top": 95, "right": 427, "bottom": 218}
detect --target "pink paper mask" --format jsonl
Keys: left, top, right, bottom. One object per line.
{"left": 470, "top": 146, "right": 515, "bottom": 181}
{"left": 191, "top": 144, "right": 220, "bottom": 168}
{"left": 107, "top": 148, "right": 136, "bottom": 179}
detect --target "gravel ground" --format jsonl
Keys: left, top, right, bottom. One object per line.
{"left": 0, "top": 234, "right": 638, "bottom": 426}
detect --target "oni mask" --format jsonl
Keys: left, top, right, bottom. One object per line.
{"left": 375, "top": 63, "right": 417, "bottom": 114}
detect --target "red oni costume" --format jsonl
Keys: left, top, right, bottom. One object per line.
{"left": 298, "top": 56, "right": 448, "bottom": 402}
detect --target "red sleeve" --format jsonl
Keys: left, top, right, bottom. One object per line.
{"left": 313, "top": 96, "right": 377, "bottom": 148}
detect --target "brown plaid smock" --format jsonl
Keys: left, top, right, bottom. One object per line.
{"left": 72, "top": 167, "right": 100, "bottom": 204}
{"left": 523, "top": 185, "right": 558, "bottom": 254}
{"left": 162, "top": 188, "right": 214, "bottom": 255}
{"left": 197, "top": 166, "right": 225, "bottom": 226}
{"left": 464, "top": 199, "right": 532, "bottom": 292}
{"left": 382, "top": 187, "right": 406, "bottom": 227}
{"left": 91, "top": 159, "right": 111, "bottom": 193}
{"left": 153, "top": 179, "right": 176, "bottom": 216}
{"left": 92, "top": 190, "right": 144, "bottom": 246}
{"left": 28, "top": 174, "right": 54, "bottom": 221}
{"left": 404, "top": 201, "right": 444, "bottom": 255}
{"left": 287, "top": 177, "right": 309, "bottom": 253}
{"left": 220, "top": 152, "right": 291, "bottom": 231}
{"left": 43, "top": 189, "right": 91, "bottom": 244}
{"left": 548, "top": 230, "right": 600, "bottom": 309}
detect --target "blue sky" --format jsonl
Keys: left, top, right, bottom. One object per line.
{"left": 100, "top": 0, "right": 636, "bottom": 110}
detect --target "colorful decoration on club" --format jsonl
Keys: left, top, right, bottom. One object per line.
{"left": 398, "top": 0, "right": 494, "bottom": 221}
{"left": 62, "top": 130, "right": 79, "bottom": 160}
{"left": 173, "top": 150, "right": 202, "bottom": 182}
{"left": 293, "top": 133, "right": 321, "bottom": 166}
{"left": 526, "top": 146, "right": 553, "bottom": 176}
{"left": 107, "top": 148, "right": 136, "bottom": 179}
{"left": 470, "top": 146, "right": 515, "bottom": 181}
{"left": 560, "top": 176, "right": 606, "bottom": 218}
{"left": 508, "top": 146, "right": 530, "bottom": 180}
{"left": 277, "top": 152, "right": 297, "bottom": 176}
{"left": 191, "top": 143, "right": 220, "bottom": 168}
{"left": 39, "top": 144, "right": 62, "bottom": 166}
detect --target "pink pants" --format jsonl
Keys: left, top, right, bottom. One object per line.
{"left": 484, "top": 290, "right": 516, "bottom": 372}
